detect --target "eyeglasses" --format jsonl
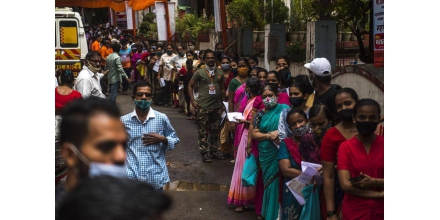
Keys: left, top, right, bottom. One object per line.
{"left": 136, "top": 92, "right": 153, "bottom": 97}
{"left": 89, "top": 59, "right": 101, "bottom": 64}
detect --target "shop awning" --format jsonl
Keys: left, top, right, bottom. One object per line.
{"left": 55, "top": 0, "right": 157, "bottom": 12}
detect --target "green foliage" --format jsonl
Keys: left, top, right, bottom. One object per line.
{"left": 227, "top": 0, "right": 265, "bottom": 30}
{"left": 286, "top": 41, "right": 306, "bottom": 62}
{"left": 265, "top": 0, "right": 289, "bottom": 24}
{"left": 175, "top": 14, "right": 214, "bottom": 40}
{"left": 289, "top": 0, "right": 315, "bottom": 31}
{"left": 333, "top": 0, "right": 371, "bottom": 35}
{"left": 139, "top": 12, "right": 156, "bottom": 38}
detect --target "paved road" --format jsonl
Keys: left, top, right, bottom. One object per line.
{"left": 116, "top": 91, "right": 257, "bottom": 220}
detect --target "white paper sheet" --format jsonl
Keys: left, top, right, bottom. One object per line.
{"left": 223, "top": 102, "right": 229, "bottom": 113}
{"left": 159, "top": 78, "right": 166, "bottom": 87}
{"left": 286, "top": 162, "right": 323, "bottom": 205}
{"left": 227, "top": 112, "right": 244, "bottom": 122}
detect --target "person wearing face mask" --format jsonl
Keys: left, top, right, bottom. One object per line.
{"left": 230, "top": 59, "right": 239, "bottom": 77}
{"left": 228, "top": 58, "right": 251, "bottom": 158}
{"left": 278, "top": 108, "right": 311, "bottom": 220}
{"left": 159, "top": 44, "right": 176, "bottom": 107}
{"left": 188, "top": 41, "right": 199, "bottom": 57}
{"left": 248, "top": 56, "right": 259, "bottom": 69}
{"left": 74, "top": 51, "right": 109, "bottom": 99}
{"left": 227, "top": 78, "right": 261, "bottom": 214}
{"left": 188, "top": 49, "right": 227, "bottom": 163}
{"left": 56, "top": 97, "right": 128, "bottom": 214}
{"left": 320, "top": 88, "right": 383, "bottom": 220}
{"left": 265, "top": 71, "right": 291, "bottom": 106}
{"left": 169, "top": 45, "right": 187, "bottom": 108}
{"left": 219, "top": 57, "right": 235, "bottom": 158}
{"left": 106, "top": 43, "right": 132, "bottom": 104}
{"left": 278, "top": 81, "right": 314, "bottom": 141}
{"left": 252, "top": 84, "right": 290, "bottom": 220}
{"left": 121, "top": 81, "right": 180, "bottom": 191}
{"left": 337, "top": 99, "right": 384, "bottom": 220}
{"left": 304, "top": 58, "right": 339, "bottom": 116}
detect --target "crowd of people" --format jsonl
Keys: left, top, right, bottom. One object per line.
{"left": 55, "top": 27, "right": 384, "bottom": 220}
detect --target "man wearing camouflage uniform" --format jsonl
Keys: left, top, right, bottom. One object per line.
{"left": 187, "top": 49, "right": 226, "bottom": 163}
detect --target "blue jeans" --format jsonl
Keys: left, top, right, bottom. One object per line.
{"left": 109, "top": 82, "right": 120, "bottom": 105}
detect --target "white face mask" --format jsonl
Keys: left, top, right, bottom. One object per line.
{"left": 69, "top": 144, "right": 126, "bottom": 179}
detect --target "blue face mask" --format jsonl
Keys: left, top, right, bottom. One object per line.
{"left": 134, "top": 99, "right": 152, "bottom": 111}
{"left": 69, "top": 144, "right": 126, "bottom": 179}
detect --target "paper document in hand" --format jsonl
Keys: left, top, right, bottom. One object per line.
{"left": 301, "top": 161, "right": 322, "bottom": 172}
{"left": 227, "top": 112, "right": 244, "bottom": 122}
{"left": 286, "top": 177, "right": 306, "bottom": 205}
{"left": 159, "top": 78, "right": 166, "bottom": 87}
{"left": 223, "top": 102, "right": 229, "bottom": 113}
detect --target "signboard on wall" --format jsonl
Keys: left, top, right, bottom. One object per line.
{"left": 373, "top": 0, "right": 384, "bottom": 68}
{"left": 115, "top": 11, "right": 127, "bottom": 29}
{"left": 155, "top": 1, "right": 176, "bottom": 42}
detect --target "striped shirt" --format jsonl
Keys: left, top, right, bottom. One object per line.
{"left": 120, "top": 108, "right": 179, "bottom": 190}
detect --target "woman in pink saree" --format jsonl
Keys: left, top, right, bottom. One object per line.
{"left": 227, "top": 78, "right": 262, "bottom": 213}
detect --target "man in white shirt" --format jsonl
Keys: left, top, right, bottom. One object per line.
{"left": 169, "top": 45, "right": 187, "bottom": 73}
{"left": 158, "top": 44, "right": 176, "bottom": 106}
{"left": 74, "top": 51, "right": 108, "bottom": 99}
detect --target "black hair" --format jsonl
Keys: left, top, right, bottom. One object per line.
{"left": 286, "top": 107, "right": 308, "bottom": 124}
{"left": 156, "top": 45, "right": 163, "bottom": 51}
{"left": 111, "top": 43, "right": 121, "bottom": 53}
{"left": 248, "top": 56, "right": 259, "bottom": 66}
{"left": 132, "top": 81, "right": 153, "bottom": 97}
{"left": 258, "top": 68, "right": 268, "bottom": 75}
{"left": 289, "top": 81, "right": 310, "bottom": 96}
{"left": 203, "top": 49, "right": 215, "bottom": 60}
{"left": 221, "top": 56, "right": 231, "bottom": 63}
{"left": 277, "top": 56, "right": 291, "bottom": 67}
{"left": 332, "top": 84, "right": 342, "bottom": 91}
{"left": 262, "top": 84, "right": 279, "bottom": 95}
{"left": 215, "top": 42, "right": 224, "bottom": 49}
{"left": 277, "top": 68, "right": 292, "bottom": 87}
{"left": 309, "top": 104, "right": 333, "bottom": 121}
{"left": 267, "top": 70, "right": 277, "bottom": 78}
{"left": 237, "top": 57, "right": 251, "bottom": 75}
{"left": 60, "top": 70, "right": 75, "bottom": 87}
{"left": 198, "top": 50, "right": 205, "bottom": 60}
{"left": 186, "top": 50, "right": 195, "bottom": 57}
{"left": 58, "top": 175, "right": 171, "bottom": 220}
{"left": 294, "top": 75, "right": 314, "bottom": 94}
{"left": 60, "top": 97, "right": 121, "bottom": 149}
{"left": 85, "top": 51, "right": 101, "bottom": 60}
{"left": 246, "top": 77, "right": 262, "bottom": 96}
{"left": 186, "top": 59, "right": 193, "bottom": 65}
{"left": 353, "top": 98, "right": 381, "bottom": 118}
{"left": 120, "top": 38, "right": 128, "bottom": 45}
{"left": 336, "top": 87, "right": 359, "bottom": 102}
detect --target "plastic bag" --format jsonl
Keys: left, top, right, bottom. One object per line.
{"left": 241, "top": 154, "right": 258, "bottom": 187}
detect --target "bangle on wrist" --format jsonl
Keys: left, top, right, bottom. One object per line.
{"left": 327, "top": 211, "right": 336, "bottom": 217}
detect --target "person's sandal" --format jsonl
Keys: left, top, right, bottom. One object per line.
{"left": 202, "top": 154, "right": 212, "bottom": 163}
{"left": 234, "top": 206, "right": 244, "bottom": 213}
{"left": 210, "top": 152, "right": 226, "bottom": 160}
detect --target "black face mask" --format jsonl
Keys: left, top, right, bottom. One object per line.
{"left": 231, "top": 68, "right": 238, "bottom": 77}
{"left": 356, "top": 121, "right": 378, "bottom": 137}
{"left": 289, "top": 97, "right": 304, "bottom": 108}
{"left": 336, "top": 109, "right": 354, "bottom": 122}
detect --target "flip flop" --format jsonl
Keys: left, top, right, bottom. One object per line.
{"left": 234, "top": 206, "right": 244, "bottom": 213}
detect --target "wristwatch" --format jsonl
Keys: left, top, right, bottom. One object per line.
{"left": 327, "top": 211, "right": 336, "bottom": 217}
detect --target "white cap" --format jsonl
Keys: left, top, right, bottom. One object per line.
{"left": 304, "top": 57, "right": 331, "bottom": 76}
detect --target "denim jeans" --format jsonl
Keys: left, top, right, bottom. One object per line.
{"left": 109, "top": 82, "right": 120, "bottom": 105}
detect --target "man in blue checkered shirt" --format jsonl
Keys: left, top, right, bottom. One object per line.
{"left": 121, "top": 81, "right": 180, "bottom": 190}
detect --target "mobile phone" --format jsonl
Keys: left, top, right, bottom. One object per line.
{"left": 349, "top": 175, "right": 363, "bottom": 182}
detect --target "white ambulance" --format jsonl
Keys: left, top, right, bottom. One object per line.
{"left": 55, "top": 7, "right": 88, "bottom": 77}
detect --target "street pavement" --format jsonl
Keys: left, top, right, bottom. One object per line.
{"left": 116, "top": 91, "right": 257, "bottom": 220}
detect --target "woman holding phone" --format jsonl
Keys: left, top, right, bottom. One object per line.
{"left": 337, "top": 99, "right": 384, "bottom": 219}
